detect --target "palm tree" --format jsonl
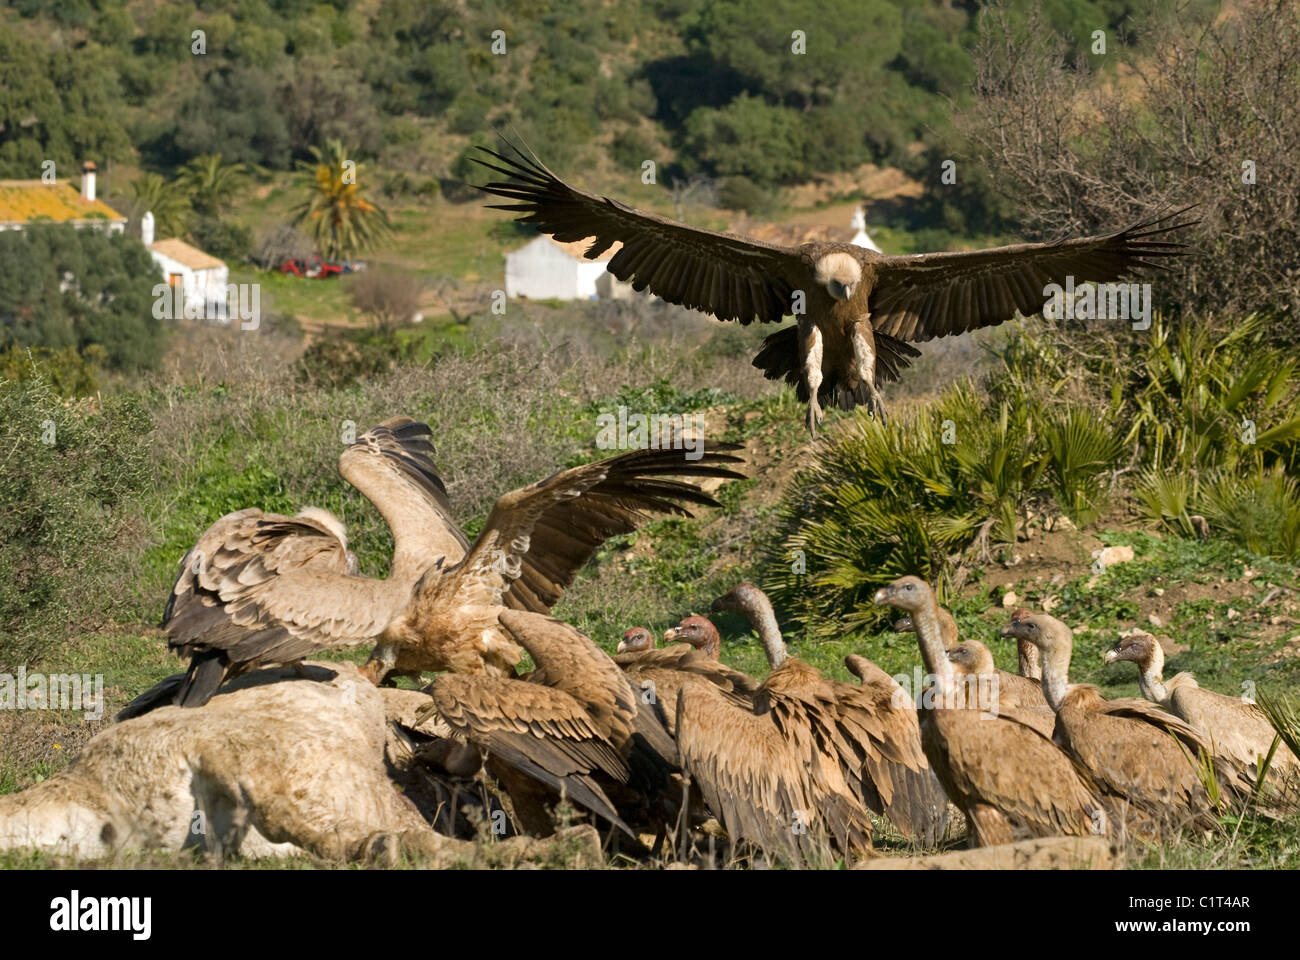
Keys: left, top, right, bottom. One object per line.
{"left": 176, "top": 154, "right": 248, "bottom": 218}
{"left": 129, "top": 173, "right": 192, "bottom": 239}
{"left": 291, "top": 141, "right": 390, "bottom": 261}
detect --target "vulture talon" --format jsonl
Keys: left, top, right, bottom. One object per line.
{"left": 805, "top": 402, "right": 824, "bottom": 438}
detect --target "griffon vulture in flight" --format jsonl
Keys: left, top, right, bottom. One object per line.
{"left": 476, "top": 141, "right": 1195, "bottom": 435}
{"left": 120, "top": 418, "right": 744, "bottom": 717}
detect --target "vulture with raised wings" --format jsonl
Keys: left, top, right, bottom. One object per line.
{"left": 874, "top": 577, "right": 1106, "bottom": 847}
{"left": 121, "top": 418, "right": 744, "bottom": 717}
{"left": 675, "top": 583, "right": 947, "bottom": 858}
{"left": 1003, "top": 612, "right": 1250, "bottom": 834}
{"left": 428, "top": 609, "right": 677, "bottom": 838}
{"left": 120, "top": 418, "right": 463, "bottom": 717}
{"left": 476, "top": 140, "right": 1195, "bottom": 435}
{"left": 1103, "top": 631, "right": 1298, "bottom": 782}
{"left": 365, "top": 440, "right": 744, "bottom": 682}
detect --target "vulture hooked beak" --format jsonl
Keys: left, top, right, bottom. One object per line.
{"left": 662, "top": 626, "right": 682, "bottom": 643}
{"left": 872, "top": 586, "right": 894, "bottom": 606}
{"left": 1102, "top": 647, "right": 1120, "bottom": 665}
{"left": 892, "top": 615, "right": 914, "bottom": 632}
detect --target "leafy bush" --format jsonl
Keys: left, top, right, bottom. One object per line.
{"left": 1196, "top": 468, "right": 1300, "bottom": 561}
{"left": 0, "top": 225, "right": 165, "bottom": 371}
{"left": 717, "top": 175, "right": 780, "bottom": 218}
{"left": 0, "top": 344, "right": 101, "bottom": 398}
{"left": 294, "top": 332, "right": 401, "bottom": 389}
{"left": 0, "top": 376, "right": 152, "bottom": 670}
{"left": 765, "top": 377, "right": 1074, "bottom": 639}
{"left": 190, "top": 219, "right": 253, "bottom": 264}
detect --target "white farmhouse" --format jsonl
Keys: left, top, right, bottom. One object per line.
{"left": 141, "top": 212, "right": 230, "bottom": 317}
{"left": 504, "top": 236, "right": 632, "bottom": 301}
{"left": 849, "top": 209, "right": 882, "bottom": 253}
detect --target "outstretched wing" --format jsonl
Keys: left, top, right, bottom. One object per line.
{"left": 446, "top": 443, "right": 746, "bottom": 613}
{"left": 165, "top": 510, "right": 405, "bottom": 664}
{"left": 868, "top": 207, "right": 1196, "bottom": 342}
{"left": 476, "top": 140, "right": 810, "bottom": 324}
{"left": 338, "top": 416, "right": 469, "bottom": 567}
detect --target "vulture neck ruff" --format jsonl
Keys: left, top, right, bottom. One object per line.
{"left": 1018, "top": 638, "right": 1042, "bottom": 680}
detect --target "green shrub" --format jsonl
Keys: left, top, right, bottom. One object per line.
{"left": 1196, "top": 467, "right": 1300, "bottom": 561}
{"left": 0, "top": 344, "right": 101, "bottom": 398}
{"left": 0, "top": 376, "right": 152, "bottom": 670}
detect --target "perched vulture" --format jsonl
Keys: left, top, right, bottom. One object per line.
{"left": 1003, "top": 612, "right": 1251, "bottom": 836}
{"left": 712, "top": 583, "right": 948, "bottom": 845}
{"left": 476, "top": 140, "right": 1195, "bottom": 435}
{"left": 1103, "top": 632, "right": 1299, "bottom": 781}
{"left": 874, "top": 577, "right": 1107, "bottom": 847}
{"left": 428, "top": 609, "right": 676, "bottom": 838}
{"left": 121, "top": 418, "right": 744, "bottom": 717}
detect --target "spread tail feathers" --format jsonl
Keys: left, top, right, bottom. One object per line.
{"left": 752, "top": 326, "right": 920, "bottom": 411}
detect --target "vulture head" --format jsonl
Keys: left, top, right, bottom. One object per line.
{"left": 1007, "top": 608, "right": 1041, "bottom": 678}
{"left": 891, "top": 615, "right": 915, "bottom": 633}
{"left": 710, "top": 582, "right": 786, "bottom": 667}
{"left": 296, "top": 507, "right": 349, "bottom": 549}
{"left": 709, "top": 582, "right": 766, "bottom": 616}
{"left": 1103, "top": 632, "right": 1163, "bottom": 672}
{"left": 946, "top": 640, "right": 995, "bottom": 676}
{"left": 813, "top": 252, "right": 862, "bottom": 302}
{"left": 1001, "top": 612, "right": 1073, "bottom": 707}
{"left": 872, "top": 575, "right": 931, "bottom": 613}
{"left": 664, "top": 615, "right": 721, "bottom": 660}
{"left": 617, "top": 626, "right": 655, "bottom": 654}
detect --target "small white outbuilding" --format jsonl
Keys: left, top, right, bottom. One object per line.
{"left": 504, "top": 236, "right": 630, "bottom": 301}
{"left": 141, "top": 211, "right": 230, "bottom": 317}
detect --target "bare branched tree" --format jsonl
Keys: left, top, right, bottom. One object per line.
{"left": 253, "top": 223, "right": 314, "bottom": 271}
{"left": 670, "top": 173, "right": 718, "bottom": 222}
{"left": 347, "top": 267, "right": 425, "bottom": 332}
{"left": 957, "top": 1, "right": 1300, "bottom": 330}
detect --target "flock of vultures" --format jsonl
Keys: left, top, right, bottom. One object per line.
{"left": 27, "top": 143, "right": 1299, "bottom": 865}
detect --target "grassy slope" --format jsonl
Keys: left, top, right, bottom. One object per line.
{"left": 3, "top": 370, "right": 1298, "bottom": 867}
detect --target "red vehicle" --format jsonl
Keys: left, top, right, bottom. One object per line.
{"left": 278, "top": 258, "right": 365, "bottom": 278}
